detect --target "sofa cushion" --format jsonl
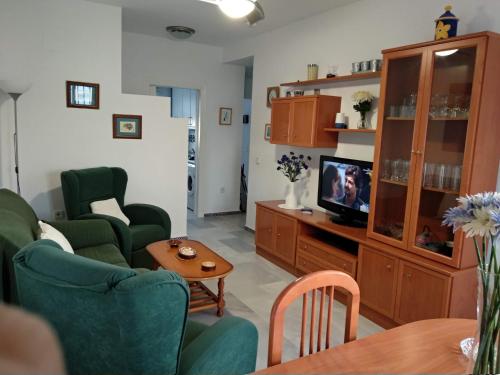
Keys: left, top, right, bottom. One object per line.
{"left": 90, "top": 198, "right": 130, "bottom": 226}
{"left": 76, "top": 244, "right": 130, "bottom": 268}
{"left": 130, "top": 224, "right": 166, "bottom": 251}
{"left": 39, "top": 221, "right": 74, "bottom": 254}
{"left": 183, "top": 320, "right": 208, "bottom": 350}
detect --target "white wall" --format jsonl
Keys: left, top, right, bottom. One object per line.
{"left": 122, "top": 32, "right": 245, "bottom": 216}
{"left": 0, "top": 0, "right": 188, "bottom": 237}
{"left": 222, "top": 0, "right": 500, "bottom": 230}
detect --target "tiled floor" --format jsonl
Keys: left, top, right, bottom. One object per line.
{"left": 186, "top": 211, "right": 383, "bottom": 371}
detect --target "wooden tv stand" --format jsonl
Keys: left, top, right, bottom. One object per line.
{"left": 255, "top": 201, "right": 476, "bottom": 328}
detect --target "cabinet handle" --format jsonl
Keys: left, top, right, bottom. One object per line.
{"left": 343, "top": 263, "right": 347, "bottom": 269}
{"left": 268, "top": 229, "right": 272, "bottom": 233}
{"left": 277, "top": 233, "right": 281, "bottom": 237}
{"left": 406, "top": 273, "right": 413, "bottom": 278}
{"left": 386, "top": 264, "right": 392, "bottom": 270}
{"left": 304, "top": 245, "right": 308, "bottom": 250}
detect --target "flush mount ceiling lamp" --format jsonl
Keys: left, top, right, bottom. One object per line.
{"left": 166, "top": 26, "right": 196, "bottom": 40}
{"left": 218, "top": 0, "right": 255, "bottom": 18}
{"left": 199, "top": 0, "right": 264, "bottom": 23}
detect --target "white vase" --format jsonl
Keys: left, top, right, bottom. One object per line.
{"left": 279, "top": 181, "right": 303, "bottom": 210}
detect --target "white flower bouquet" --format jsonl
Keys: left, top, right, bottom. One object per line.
{"left": 443, "top": 192, "right": 500, "bottom": 374}
{"left": 352, "top": 91, "right": 375, "bottom": 129}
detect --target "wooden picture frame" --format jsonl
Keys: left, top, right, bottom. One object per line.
{"left": 219, "top": 107, "right": 232, "bottom": 125}
{"left": 265, "top": 123, "right": 271, "bottom": 140}
{"left": 66, "top": 81, "right": 100, "bottom": 109}
{"left": 267, "top": 86, "right": 280, "bottom": 108}
{"left": 113, "top": 114, "right": 142, "bottom": 139}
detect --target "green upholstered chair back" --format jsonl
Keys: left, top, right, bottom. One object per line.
{"left": 0, "top": 189, "right": 39, "bottom": 302}
{"left": 61, "top": 167, "right": 128, "bottom": 219}
{"left": 14, "top": 240, "right": 190, "bottom": 375}
{"left": 0, "top": 188, "right": 38, "bottom": 234}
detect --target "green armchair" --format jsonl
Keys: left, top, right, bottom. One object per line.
{"left": 0, "top": 188, "right": 128, "bottom": 304}
{"left": 61, "top": 167, "right": 172, "bottom": 268}
{"left": 14, "top": 241, "right": 258, "bottom": 375}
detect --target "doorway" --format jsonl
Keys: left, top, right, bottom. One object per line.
{"left": 155, "top": 86, "right": 200, "bottom": 216}
{"left": 240, "top": 65, "right": 253, "bottom": 213}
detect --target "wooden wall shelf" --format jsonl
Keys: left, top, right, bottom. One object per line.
{"left": 280, "top": 71, "right": 381, "bottom": 87}
{"left": 324, "top": 128, "right": 376, "bottom": 134}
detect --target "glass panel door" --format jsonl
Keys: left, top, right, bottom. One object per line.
{"left": 371, "top": 53, "right": 424, "bottom": 247}
{"left": 410, "top": 46, "right": 477, "bottom": 260}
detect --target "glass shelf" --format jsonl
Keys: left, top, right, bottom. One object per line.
{"left": 380, "top": 178, "right": 408, "bottom": 187}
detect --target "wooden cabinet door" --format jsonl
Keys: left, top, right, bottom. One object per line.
{"left": 274, "top": 214, "right": 297, "bottom": 265}
{"left": 290, "top": 98, "right": 316, "bottom": 146}
{"left": 358, "top": 246, "right": 399, "bottom": 318}
{"left": 271, "top": 100, "right": 291, "bottom": 144}
{"left": 255, "top": 207, "right": 275, "bottom": 253}
{"left": 395, "top": 261, "right": 451, "bottom": 324}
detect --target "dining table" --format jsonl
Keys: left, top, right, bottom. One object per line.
{"left": 255, "top": 319, "right": 475, "bottom": 374}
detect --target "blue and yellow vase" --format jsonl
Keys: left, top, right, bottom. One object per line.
{"left": 435, "top": 5, "right": 459, "bottom": 40}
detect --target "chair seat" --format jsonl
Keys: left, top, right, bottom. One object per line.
{"left": 129, "top": 224, "right": 167, "bottom": 251}
{"left": 76, "top": 244, "right": 129, "bottom": 268}
{"left": 183, "top": 320, "right": 208, "bottom": 350}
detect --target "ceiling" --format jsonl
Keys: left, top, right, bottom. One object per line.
{"left": 87, "top": 0, "right": 360, "bottom": 46}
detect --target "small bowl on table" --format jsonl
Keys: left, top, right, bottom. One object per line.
{"left": 168, "top": 239, "right": 182, "bottom": 248}
{"left": 201, "top": 261, "right": 216, "bottom": 272}
{"left": 178, "top": 246, "right": 197, "bottom": 260}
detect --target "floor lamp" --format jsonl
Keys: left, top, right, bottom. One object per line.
{"left": 8, "top": 93, "right": 21, "bottom": 194}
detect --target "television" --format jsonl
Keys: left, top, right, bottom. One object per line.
{"left": 318, "top": 156, "right": 373, "bottom": 227}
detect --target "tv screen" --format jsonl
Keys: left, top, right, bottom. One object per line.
{"left": 318, "top": 156, "right": 373, "bottom": 225}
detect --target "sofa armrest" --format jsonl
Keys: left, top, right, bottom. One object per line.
{"left": 123, "top": 204, "right": 171, "bottom": 238}
{"left": 179, "top": 317, "right": 258, "bottom": 375}
{"left": 46, "top": 219, "right": 117, "bottom": 250}
{"left": 77, "top": 214, "right": 132, "bottom": 263}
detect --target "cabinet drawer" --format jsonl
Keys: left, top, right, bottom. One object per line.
{"left": 297, "top": 239, "right": 356, "bottom": 277}
{"left": 296, "top": 253, "right": 325, "bottom": 274}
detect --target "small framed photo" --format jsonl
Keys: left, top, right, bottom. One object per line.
{"left": 113, "top": 114, "right": 142, "bottom": 139}
{"left": 264, "top": 123, "right": 271, "bottom": 140}
{"left": 267, "top": 86, "right": 280, "bottom": 108}
{"left": 66, "top": 81, "right": 99, "bottom": 109}
{"left": 219, "top": 107, "right": 232, "bottom": 125}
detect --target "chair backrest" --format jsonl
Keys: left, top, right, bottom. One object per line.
{"left": 0, "top": 188, "right": 39, "bottom": 303}
{"left": 61, "top": 167, "right": 128, "bottom": 219}
{"left": 268, "top": 270, "right": 360, "bottom": 367}
{"left": 14, "top": 240, "right": 190, "bottom": 375}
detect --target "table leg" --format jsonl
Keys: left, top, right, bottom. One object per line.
{"left": 217, "top": 278, "right": 225, "bottom": 317}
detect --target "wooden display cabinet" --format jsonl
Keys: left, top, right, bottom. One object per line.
{"left": 368, "top": 32, "right": 500, "bottom": 269}
{"left": 270, "top": 95, "right": 341, "bottom": 147}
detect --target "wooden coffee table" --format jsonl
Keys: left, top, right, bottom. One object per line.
{"left": 146, "top": 240, "right": 233, "bottom": 316}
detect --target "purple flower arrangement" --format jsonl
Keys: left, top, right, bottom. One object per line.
{"left": 277, "top": 152, "right": 312, "bottom": 183}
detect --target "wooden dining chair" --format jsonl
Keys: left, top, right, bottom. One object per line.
{"left": 268, "top": 270, "right": 360, "bottom": 367}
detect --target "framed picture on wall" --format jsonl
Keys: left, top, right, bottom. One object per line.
{"left": 219, "top": 107, "right": 232, "bottom": 125}
{"left": 113, "top": 114, "right": 142, "bottom": 139}
{"left": 264, "top": 123, "right": 271, "bottom": 140}
{"left": 266, "top": 86, "right": 280, "bottom": 108}
{"left": 66, "top": 81, "right": 100, "bottom": 109}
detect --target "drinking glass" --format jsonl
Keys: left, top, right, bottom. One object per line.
{"left": 451, "top": 165, "right": 462, "bottom": 192}
{"left": 423, "top": 163, "right": 436, "bottom": 187}
{"left": 389, "top": 105, "right": 400, "bottom": 117}
{"left": 383, "top": 159, "right": 392, "bottom": 179}
{"left": 435, "top": 163, "right": 447, "bottom": 189}
{"left": 444, "top": 164, "right": 453, "bottom": 190}
{"left": 401, "top": 160, "right": 410, "bottom": 183}
{"left": 391, "top": 159, "right": 401, "bottom": 181}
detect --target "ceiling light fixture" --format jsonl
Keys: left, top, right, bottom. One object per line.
{"left": 217, "top": 0, "right": 256, "bottom": 19}
{"left": 166, "top": 26, "right": 196, "bottom": 40}
{"left": 246, "top": 1, "right": 264, "bottom": 26}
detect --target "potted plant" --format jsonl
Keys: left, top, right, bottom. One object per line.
{"left": 277, "top": 152, "right": 311, "bottom": 210}
{"left": 352, "top": 91, "right": 375, "bottom": 129}
{"left": 443, "top": 192, "right": 500, "bottom": 374}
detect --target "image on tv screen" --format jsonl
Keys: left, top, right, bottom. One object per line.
{"left": 321, "top": 161, "right": 372, "bottom": 213}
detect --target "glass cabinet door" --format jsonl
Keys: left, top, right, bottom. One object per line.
{"left": 409, "top": 41, "right": 484, "bottom": 265}
{"left": 370, "top": 51, "right": 426, "bottom": 248}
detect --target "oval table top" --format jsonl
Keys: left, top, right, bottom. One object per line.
{"left": 146, "top": 240, "right": 234, "bottom": 282}
{"left": 256, "top": 319, "right": 475, "bottom": 374}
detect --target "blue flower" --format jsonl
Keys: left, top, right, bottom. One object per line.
{"left": 443, "top": 206, "right": 474, "bottom": 232}
{"left": 492, "top": 209, "right": 500, "bottom": 228}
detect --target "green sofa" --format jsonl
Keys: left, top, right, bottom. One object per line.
{"left": 61, "top": 167, "right": 171, "bottom": 269}
{"left": 14, "top": 240, "right": 258, "bottom": 375}
{"left": 0, "top": 188, "right": 129, "bottom": 303}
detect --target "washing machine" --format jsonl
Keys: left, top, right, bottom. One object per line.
{"left": 187, "top": 163, "right": 196, "bottom": 211}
